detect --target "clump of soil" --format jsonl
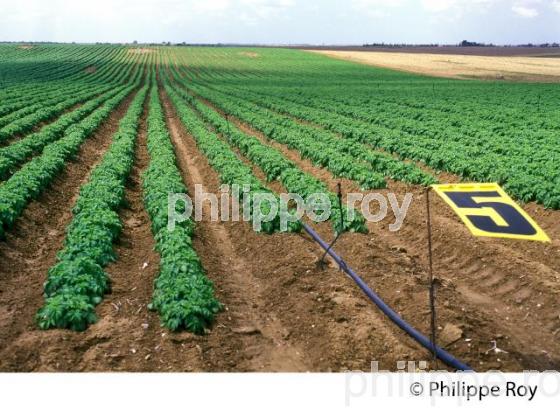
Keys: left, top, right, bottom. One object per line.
{"left": 84, "top": 66, "right": 97, "bottom": 74}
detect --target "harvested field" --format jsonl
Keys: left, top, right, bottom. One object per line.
{"left": 296, "top": 45, "right": 560, "bottom": 57}
{"left": 309, "top": 50, "right": 560, "bottom": 82}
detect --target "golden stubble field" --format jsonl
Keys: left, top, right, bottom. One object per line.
{"left": 309, "top": 50, "right": 560, "bottom": 82}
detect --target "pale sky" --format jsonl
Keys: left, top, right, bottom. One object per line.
{"left": 0, "top": 0, "right": 558, "bottom": 45}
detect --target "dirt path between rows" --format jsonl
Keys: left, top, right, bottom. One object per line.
{"left": 186, "top": 95, "right": 434, "bottom": 370}
{"left": 161, "top": 87, "right": 311, "bottom": 371}
{"left": 72, "top": 99, "right": 193, "bottom": 371}
{"left": 0, "top": 89, "right": 139, "bottom": 371}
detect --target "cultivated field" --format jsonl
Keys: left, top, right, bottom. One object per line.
{"left": 0, "top": 45, "right": 559, "bottom": 372}
{"left": 309, "top": 50, "right": 560, "bottom": 82}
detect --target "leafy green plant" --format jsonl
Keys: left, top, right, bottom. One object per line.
{"left": 143, "top": 81, "right": 221, "bottom": 333}
{"left": 166, "top": 47, "right": 560, "bottom": 209}
{"left": 173, "top": 83, "right": 367, "bottom": 233}
{"left": 36, "top": 81, "right": 148, "bottom": 331}
{"left": 0, "top": 60, "right": 145, "bottom": 234}
{"left": 166, "top": 81, "right": 302, "bottom": 234}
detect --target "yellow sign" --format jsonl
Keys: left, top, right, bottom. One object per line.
{"left": 431, "top": 183, "right": 550, "bottom": 242}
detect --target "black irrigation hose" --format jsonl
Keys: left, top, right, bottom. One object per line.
{"left": 303, "top": 223, "right": 473, "bottom": 371}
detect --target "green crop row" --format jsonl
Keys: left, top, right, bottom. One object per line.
{"left": 172, "top": 82, "right": 367, "bottom": 234}
{"left": 0, "top": 57, "right": 142, "bottom": 181}
{"left": 176, "top": 79, "right": 386, "bottom": 190}
{"left": 205, "top": 83, "right": 438, "bottom": 187}
{"left": 0, "top": 84, "right": 115, "bottom": 143}
{"left": 0, "top": 48, "right": 128, "bottom": 117}
{"left": 0, "top": 84, "right": 101, "bottom": 128}
{"left": 0, "top": 58, "right": 126, "bottom": 125}
{"left": 0, "top": 87, "right": 125, "bottom": 180}
{"left": 36, "top": 84, "right": 148, "bottom": 331}
{"left": 170, "top": 47, "right": 560, "bottom": 210}
{"left": 165, "top": 81, "right": 301, "bottom": 234}
{"left": 269, "top": 89, "right": 560, "bottom": 207}
{"left": 0, "top": 45, "right": 122, "bottom": 90}
{"left": 143, "top": 82, "right": 222, "bottom": 333}
{"left": 0, "top": 83, "right": 138, "bottom": 240}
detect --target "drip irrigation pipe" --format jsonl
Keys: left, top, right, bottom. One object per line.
{"left": 303, "top": 223, "right": 473, "bottom": 371}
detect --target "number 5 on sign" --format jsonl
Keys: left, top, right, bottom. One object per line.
{"left": 431, "top": 183, "right": 550, "bottom": 242}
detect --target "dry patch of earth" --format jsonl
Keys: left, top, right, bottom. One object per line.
{"left": 309, "top": 50, "right": 560, "bottom": 82}
{"left": 128, "top": 48, "right": 155, "bottom": 54}
{"left": 239, "top": 51, "right": 259, "bottom": 58}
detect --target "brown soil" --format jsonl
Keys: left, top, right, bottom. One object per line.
{"left": 184, "top": 96, "right": 435, "bottom": 370}
{"left": 162, "top": 90, "right": 312, "bottom": 370}
{"left": 84, "top": 66, "right": 97, "bottom": 74}
{"left": 160, "top": 87, "right": 434, "bottom": 371}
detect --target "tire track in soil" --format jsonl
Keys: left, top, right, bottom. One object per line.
{"left": 162, "top": 88, "right": 309, "bottom": 371}
{"left": 186, "top": 88, "right": 560, "bottom": 371}
{"left": 0, "top": 89, "right": 139, "bottom": 371}
{"left": 164, "top": 82, "right": 429, "bottom": 371}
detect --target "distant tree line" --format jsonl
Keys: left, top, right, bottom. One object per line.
{"left": 362, "top": 40, "right": 560, "bottom": 48}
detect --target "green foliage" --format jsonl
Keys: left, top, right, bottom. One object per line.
{"left": 43, "top": 258, "right": 110, "bottom": 303}
{"left": 0, "top": 87, "right": 134, "bottom": 231}
{"left": 6, "top": 44, "right": 555, "bottom": 211}
{"left": 36, "top": 293, "right": 98, "bottom": 331}
{"left": 165, "top": 47, "right": 560, "bottom": 209}
{"left": 143, "top": 83, "right": 221, "bottom": 333}
{"left": 172, "top": 84, "right": 367, "bottom": 234}
{"left": 36, "top": 83, "right": 148, "bottom": 331}
{"left": 188, "top": 82, "right": 388, "bottom": 191}
{"left": 166, "top": 81, "right": 302, "bottom": 234}
{"left": 0, "top": 86, "right": 128, "bottom": 180}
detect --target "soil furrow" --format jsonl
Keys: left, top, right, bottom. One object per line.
{"left": 161, "top": 87, "right": 310, "bottom": 371}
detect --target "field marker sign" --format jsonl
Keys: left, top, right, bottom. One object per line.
{"left": 431, "top": 183, "right": 550, "bottom": 242}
